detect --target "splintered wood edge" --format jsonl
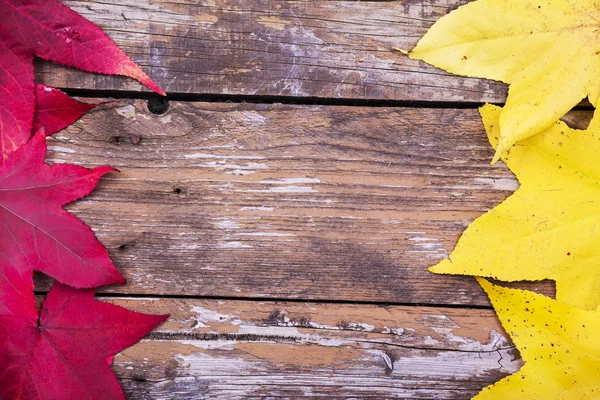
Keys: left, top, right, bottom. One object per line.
{"left": 107, "top": 297, "right": 521, "bottom": 399}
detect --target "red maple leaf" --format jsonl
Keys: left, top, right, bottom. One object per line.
{"left": 34, "top": 84, "right": 100, "bottom": 136}
{"left": 0, "top": 0, "right": 165, "bottom": 161}
{"left": 0, "top": 40, "right": 34, "bottom": 161}
{"left": 0, "top": 282, "right": 168, "bottom": 400}
{"left": 0, "top": 2, "right": 168, "bottom": 397}
{"left": 0, "top": 130, "right": 124, "bottom": 288}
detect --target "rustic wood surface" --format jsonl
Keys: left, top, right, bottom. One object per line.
{"left": 31, "top": 0, "right": 590, "bottom": 397}
{"left": 35, "top": 0, "right": 508, "bottom": 103}
{"left": 48, "top": 100, "right": 569, "bottom": 305}
{"left": 107, "top": 297, "right": 521, "bottom": 399}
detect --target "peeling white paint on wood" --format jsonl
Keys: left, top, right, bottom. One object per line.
{"left": 107, "top": 297, "right": 522, "bottom": 399}
{"left": 473, "top": 177, "right": 519, "bottom": 191}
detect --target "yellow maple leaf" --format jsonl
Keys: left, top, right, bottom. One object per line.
{"left": 409, "top": 0, "right": 600, "bottom": 163}
{"left": 430, "top": 104, "right": 600, "bottom": 310}
{"left": 475, "top": 278, "right": 600, "bottom": 399}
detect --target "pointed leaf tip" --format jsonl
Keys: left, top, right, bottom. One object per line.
{"left": 34, "top": 84, "right": 100, "bottom": 135}
{"left": 120, "top": 62, "right": 166, "bottom": 96}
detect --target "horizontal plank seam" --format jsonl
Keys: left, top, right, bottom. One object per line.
{"left": 36, "top": 291, "right": 496, "bottom": 310}
{"left": 63, "top": 88, "right": 502, "bottom": 109}
{"left": 60, "top": 89, "right": 598, "bottom": 110}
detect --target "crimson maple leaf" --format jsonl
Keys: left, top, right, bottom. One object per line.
{"left": 0, "top": 40, "right": 33, "bottom": 161}
{"left": 0, "top": 282, "right": 168, "bottom": 400}
{"left": 0, "top": 130, "right": 124, "bottom": 288}
{"left": 34, "top": 84, "right": 100, "bottom": 136}
{"left": 0, "top": 0, "right": 165, "bottom": 161}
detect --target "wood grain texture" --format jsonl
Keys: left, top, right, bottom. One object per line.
{"left": 35, "top": 0, "right": 507, "bottom": 102}
{"left": 13, "top": 1, "right": 585, "bottom": 396}
{"left": 103, "top": 297, "right": 521, "bottom": 399}
{"left": 42, "top": 100, "right": 576, "bottom": 304}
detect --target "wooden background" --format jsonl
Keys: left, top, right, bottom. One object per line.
{"left": 36, "top": 0, "right": 589, "bottom": 398}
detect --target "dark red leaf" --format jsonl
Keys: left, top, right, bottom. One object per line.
{"left": 0, "top": 131, "right": 124, "bottom": 288}
{"left": 34, "top": 84, "right": 99, "bottom": 136}
{"left": 0, "top": 282, "right": 168, "bottom": 400}
{"left": 0, "top": 0, "right": 165, "bottom": 96}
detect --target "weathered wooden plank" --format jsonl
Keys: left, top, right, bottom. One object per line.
{"left": 44, "top": 100, "right": 576, "bottom": 304}
{"left": 35, "top": 0, "right": 507, "bottom": 102}
{"left": 104, "top": 297, "right": 520, "bottom": 399}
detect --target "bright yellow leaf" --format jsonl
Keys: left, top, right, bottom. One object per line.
{"left": 409, "top": 0, "right": 600, "bottom": 163}
{"left": 475, "top": 278, "right": 600, "bottom": 399}
{"left": 430, "top": 104, "right": 600, "bottom": 310}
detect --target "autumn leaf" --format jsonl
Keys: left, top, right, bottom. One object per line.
{"left": 430, "top": 104, "right": 600, "bottom": 310}
{"left": 0, "top": 0, "right": 164, "bottom": 162}
{"left": 0, "top": 40, "right": 34, "bottom": 161}
{"left": 34, "top": 84, "right": 100, "bottom": 136}
{"left": 0, "top": 262, "right": 37, "bottom": 324}
{"left": 0, "top": 282, "right": 168, "bottom": 400}
{"left": 0, "top": 130, "right": 124, "bottom": 288}
{"left": 409, "top": 0, "right": 600, "bottom": 163}
{"left": 475, "top": 278, "right": 600, "bottom": 399}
